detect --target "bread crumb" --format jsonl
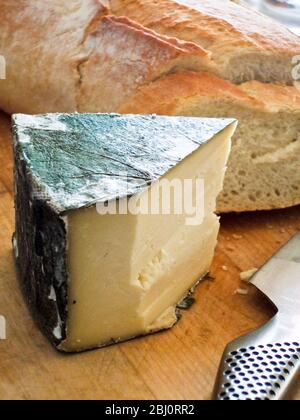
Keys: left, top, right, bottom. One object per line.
{"left": 267, "top": 224, "right": 274, "bottom": 229}
{"left": 240, "top": 268, "right": 258, "bottom": 282}
{"left": 280, "top": 228, "right": 286, "bottom": 234}
{"left": 221, "top": 265, "right": 229, "bottom": 272}
{"left": 235, "top": 288, "right": 249, "bottom": 296}
{"left": 233, "top": 234, "right": 243, "bottom": 240}
{"left": 226, "top": 245, "right": 235, "bottom": 251}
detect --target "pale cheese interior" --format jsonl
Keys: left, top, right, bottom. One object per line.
{"left": 61, "top": 125, "right": 235, "bottom": 351}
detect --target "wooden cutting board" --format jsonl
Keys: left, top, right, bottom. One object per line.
{"left": 0, "top": 111, "right": 299, "bottom": 400}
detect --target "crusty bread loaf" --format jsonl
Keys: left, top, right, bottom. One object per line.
{"left": 0, "top": 1, "right": 209, "bottom": 114}
{"left": 120, "top": 71, "right": 300, "bottom": 212}
{"left": 109, "top": 0, "right": 300, "bottom": 84}
{"left": 0, "top": 0, "right": 108, "bottom": 114}
{"left": 0, "top": 0, "right": 300, "bottom": 212}
{"left": 77, "top": 16, "right": 210, "bottom": 112}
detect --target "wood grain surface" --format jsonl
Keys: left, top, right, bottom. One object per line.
{"left": 0, "top": 111, "right": 299, "bottom": 400}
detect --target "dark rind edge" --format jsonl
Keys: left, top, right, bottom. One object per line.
{"left": 13, "top": 135, "right": 68, "bottom": 348}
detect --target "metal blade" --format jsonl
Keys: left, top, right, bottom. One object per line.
{"left": 250, "top": 232, "right": 300, "bottom": 338}
{"left": 213, "top": 232, "right": 300, "bottom": 400}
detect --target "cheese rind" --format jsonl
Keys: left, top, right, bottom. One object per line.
{"left": 13, "top": 113, "right": 236, "bottom": 352}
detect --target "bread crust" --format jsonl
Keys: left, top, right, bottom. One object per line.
{"left": 109, "top": 0, "right": 300, "bottom": 83}
{"left": 0, "top": 0, "right": 299, "bottom": 115}
{"left": 240, "top": 81, "right": 300, "bottom": 113}
{"left": 119, "top": 70, "right": 266, "bottom": 115}
{"left": 1, "top": 0, "right": 300, "bottom": 212}
{"left": 0, "top": 2, "right": 209, "bottom": 114}
{"left": 120, "top": 70, "right": 300, "bottom": 115}
{"left": 0, "top": 0, "right": 109, "bottom": 114}
{"left": 78, "top": 15, "right": 210, "bottom": 112}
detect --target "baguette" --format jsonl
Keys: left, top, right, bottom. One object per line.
{"left": 120, "top": 71, "right": 300, "bottom": 212}
{"left": 1, "top": 0, "right": 300, "bottom": 212}
{"left": 77, "top": 16, "right": 210, "bottom": 112}
{"left": 0, "top": 0, "right": 108, "bottom": 114}
{"left": 109, "top": 0, "right": 300, "bottom": 84}
{"left": 0, "top": 1, "right": 209, "bottom": 114}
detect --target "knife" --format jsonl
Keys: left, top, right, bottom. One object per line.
{"left": 213, "top": 232, "right": 300, "bottom": 400}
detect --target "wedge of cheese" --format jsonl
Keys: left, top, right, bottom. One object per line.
{"left": 13, "top": 113, "right": 236, "bottom": 352}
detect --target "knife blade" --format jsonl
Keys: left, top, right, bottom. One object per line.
{"left": 213, "top": 232, "right": 300, "bottom": 400}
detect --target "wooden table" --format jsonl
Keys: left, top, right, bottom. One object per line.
{"left": 0, "top": 111, "right": 299, "bottom": 400}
